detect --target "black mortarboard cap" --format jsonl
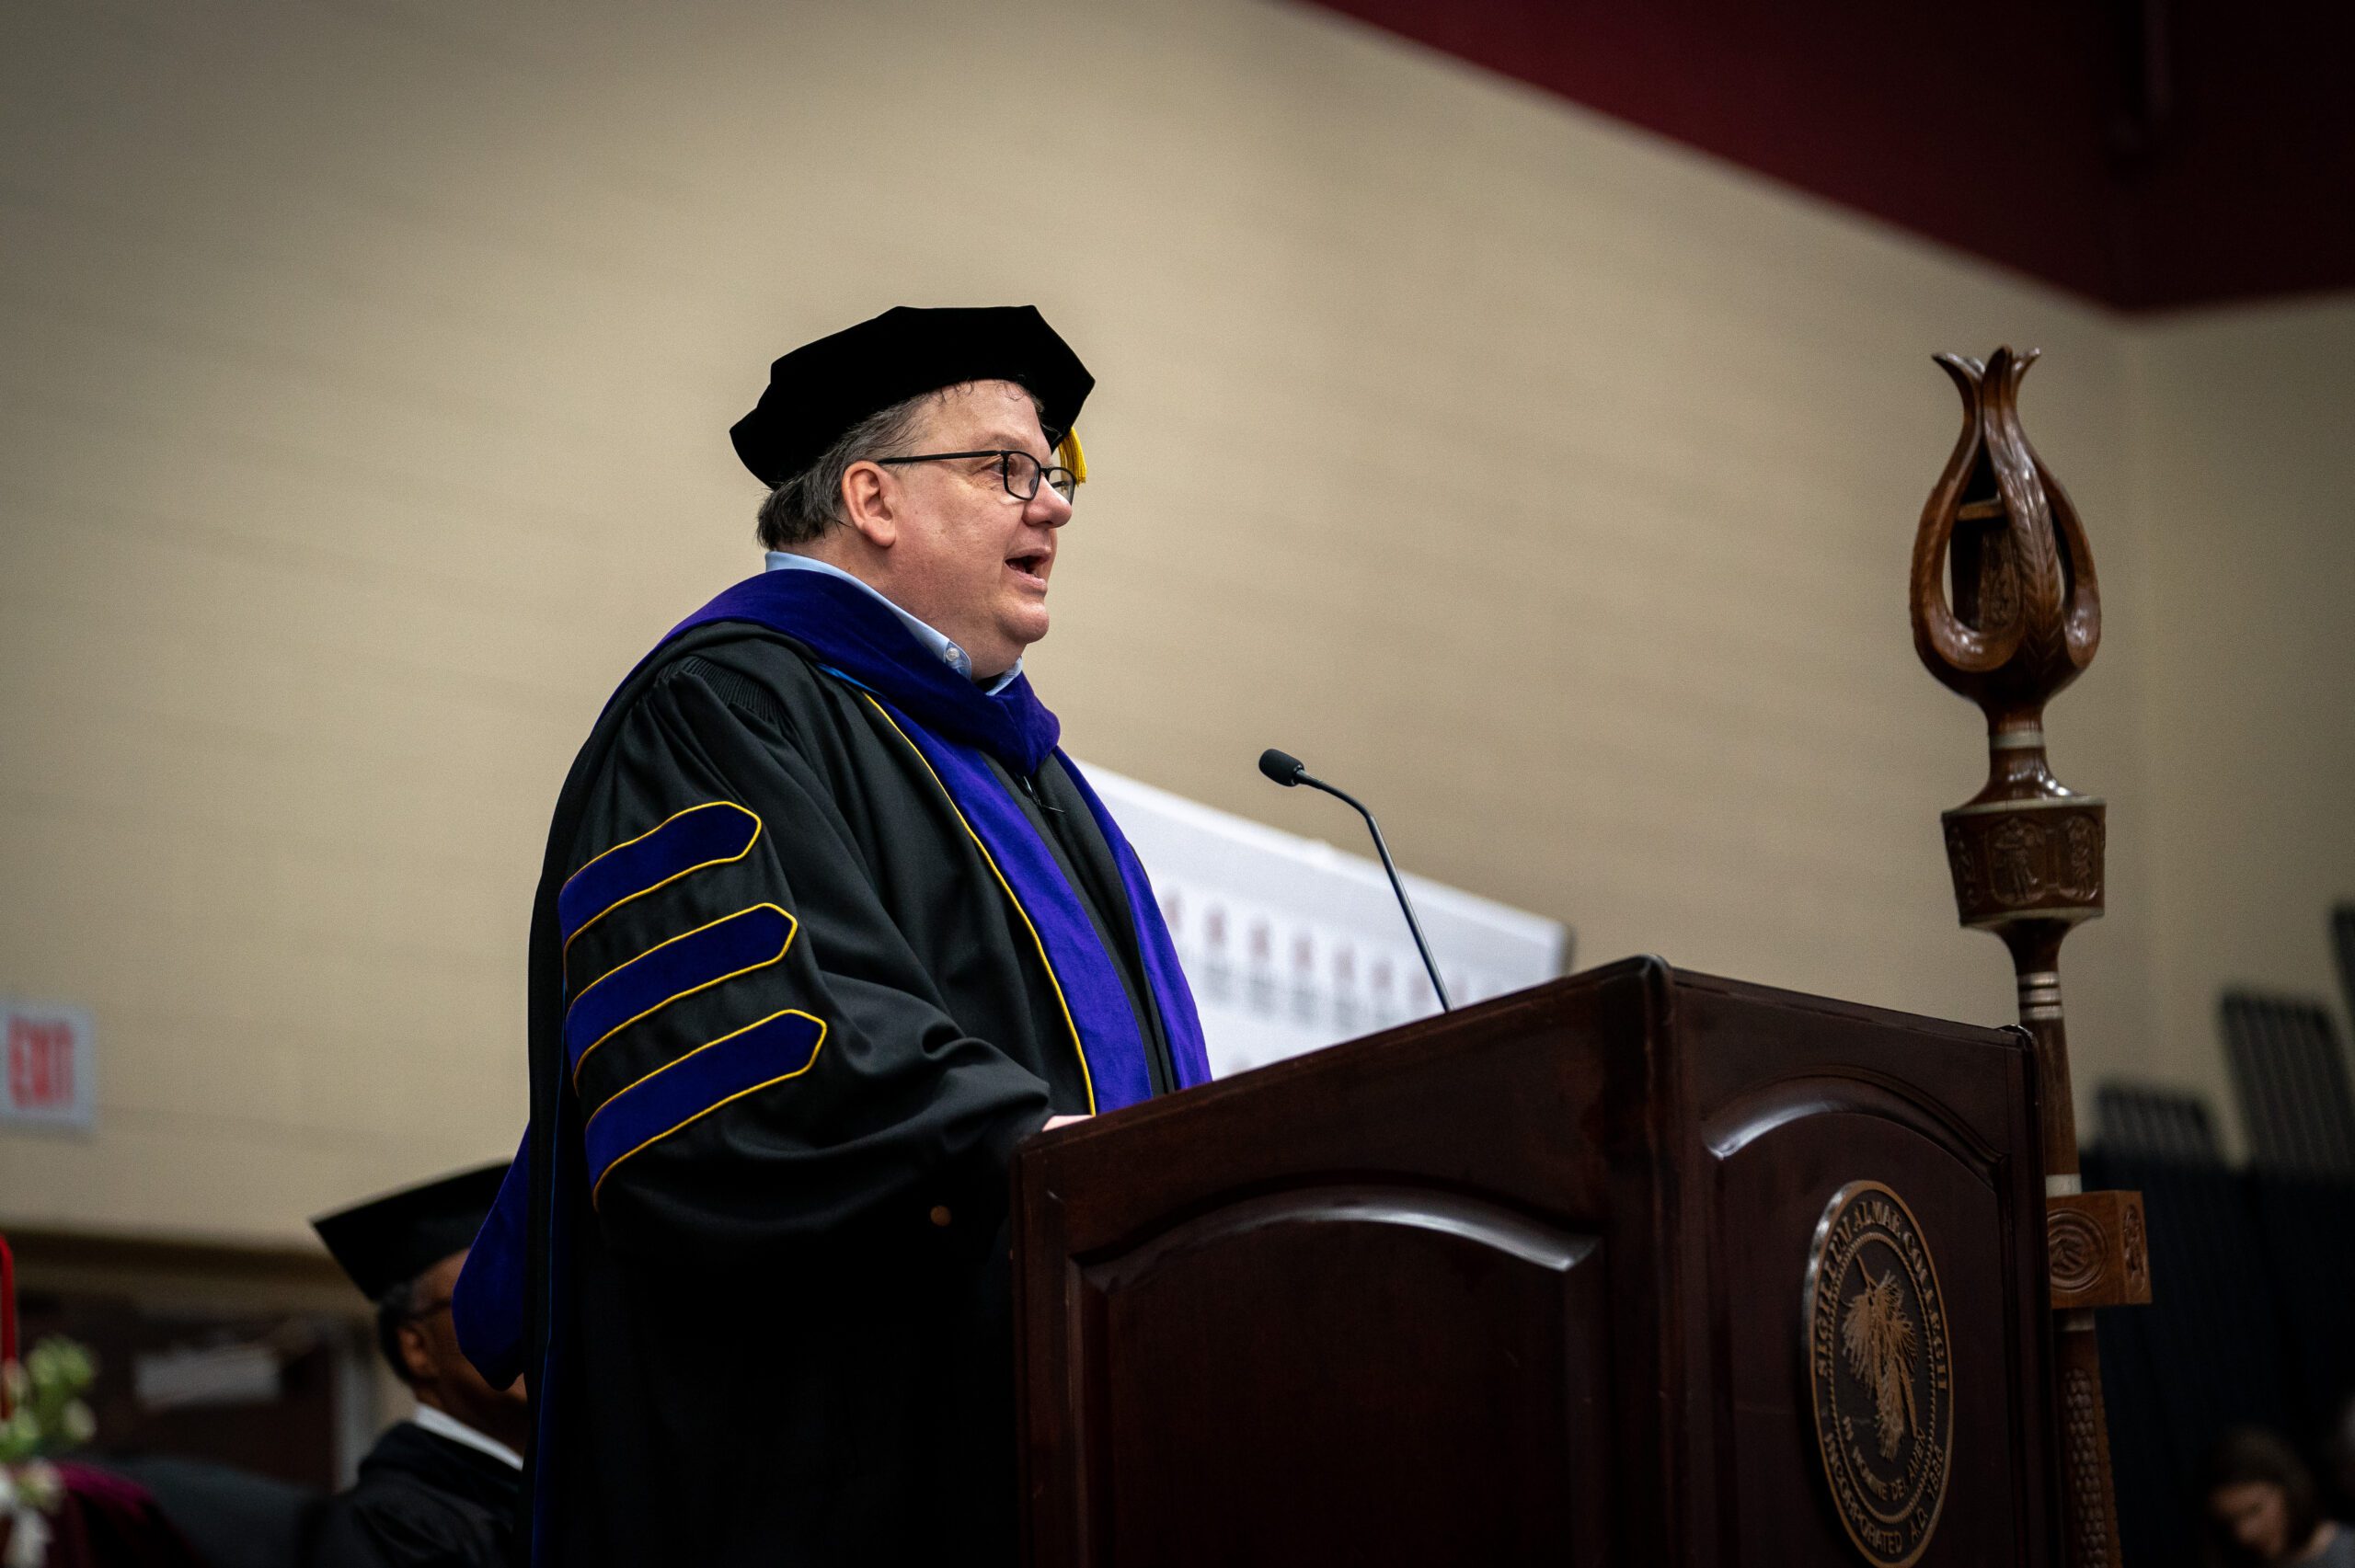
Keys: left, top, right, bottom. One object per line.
{"left": 729, "top": 304, "right": 1094, "bottom": 486}
{"left": 310, "top": 1162, "right": 507, "bottom": 1302}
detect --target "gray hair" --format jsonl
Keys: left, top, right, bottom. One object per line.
{"left": 753, "top": 382, "right": 1054, "bottom": 550}
{"left": 755, "top": 392, "right": 936, "bottom": 550}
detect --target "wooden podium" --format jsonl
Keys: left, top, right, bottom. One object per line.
{"left": 1013, "top": 958, "right": 2058, "bottom": 1566}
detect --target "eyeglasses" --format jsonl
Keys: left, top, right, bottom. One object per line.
{"left": 875, "top": 449, "right": 1078, "bottom": 504}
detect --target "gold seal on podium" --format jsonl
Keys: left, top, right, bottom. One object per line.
{"left": 1803, "top": 1181, "right": 1955, "bottom": 1568}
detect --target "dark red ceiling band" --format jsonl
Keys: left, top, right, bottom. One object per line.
{"left": 1302, "top": 0, "right": 2355, "bottom": 312}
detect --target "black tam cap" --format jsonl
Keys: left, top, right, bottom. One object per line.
{"left": 311, "top": 1162, "right": 507, "bottom": 1302}
{"left": 729, "top": 305, "right": 1094, "bottom": 486}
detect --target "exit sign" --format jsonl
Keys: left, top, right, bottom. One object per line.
{"left": 2, "top": 1002, "right": 95, "bottom": 1130}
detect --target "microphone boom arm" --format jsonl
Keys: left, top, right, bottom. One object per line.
{"left": 1290, "top": 765, "right": 1453, "bottom": 1013}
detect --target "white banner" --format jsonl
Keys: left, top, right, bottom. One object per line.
{"left": 1084, "top": 768, "right": 1570, "bottom": 1080}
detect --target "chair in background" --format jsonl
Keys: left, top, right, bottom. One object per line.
{"left": 2086, "top": 1084, "right": 2286, "bottom": 1568}
{"left": 2218, "top": 989, "right": 2355, "bottom": 1457}
{"left": 2095, "top": 1083, "right": 2223, "bottom": 1163}
{"left": 2220, "top": 990, "right": 2355, "bottom": 1175}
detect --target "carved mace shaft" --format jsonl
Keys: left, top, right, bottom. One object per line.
{"left": 1912, "top": 348, "right": 2150, "bottom": 1568}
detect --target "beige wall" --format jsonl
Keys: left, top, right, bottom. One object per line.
{"left": 2130, "top": 299, "right": 2355, "bottom": 1139}
{"left": 0, "top": 0, "right": 2345, "bottom": 1244}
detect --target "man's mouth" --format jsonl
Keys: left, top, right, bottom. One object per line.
{"left": 1006, "top": 551, "right": 1051, "bottom": 587}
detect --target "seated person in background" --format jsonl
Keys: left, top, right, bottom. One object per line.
{"left": 309, "top": 1165, "right": 521, "bottom": 1568}
{"left": 2206, "top": 1425, "right": 2355, "bottom": 1567}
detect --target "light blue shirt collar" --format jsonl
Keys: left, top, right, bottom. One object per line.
{"left": 410, "top": 1403, "right": 523, "bottom": 1471}
{"left": 764, "top": 551, "right": 1022, "bottom": 693}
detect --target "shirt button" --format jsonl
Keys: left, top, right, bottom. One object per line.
{"left": 928, "top": 1205, "right": 952, "bottom": 1228}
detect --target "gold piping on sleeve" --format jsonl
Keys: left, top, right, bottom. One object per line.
{"left": 587, "top": 1008, "right": 828, "bottom": 1207}
{"left": 560, "top": 801, "right": 764, "bottom": 973}
{"left": 565, "top": 903, "right": 798, "bottom": 1087}
{"left": 860, "top": 695, "right": 1098, "bottom": 1116}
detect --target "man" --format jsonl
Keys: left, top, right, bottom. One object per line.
{"left": 311, "top": 1163, "right": 523, "bottom": 1568}
{"left": 455, "top": 306, "right": 1211, "bottom": 1565}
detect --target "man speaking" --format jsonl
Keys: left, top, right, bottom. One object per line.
{"left": 459, "top": 306, "right": 1211, "bottom": 1565}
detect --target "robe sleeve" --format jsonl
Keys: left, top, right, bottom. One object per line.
{"left": 450, "top": 1140, "right": 527, "bottom": 1392}
{"left": 555, "top": 660, "right": 1055, "bottom": 1263}
{"left": 309, "top": 1488, "right": 497, "bottom": 1568}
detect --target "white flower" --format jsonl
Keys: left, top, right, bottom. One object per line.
{"left": 62, "top": 1402, "right": 95, "bottom": 1445}
{"left": 6, "top": 1506, "right": 52, "bottom": 1568}
{"left": 13, "top": 1463, "right": 60, "bottom": 1515}
{"left": 51, "top": 1345, "right": 93, "bottom": 1390}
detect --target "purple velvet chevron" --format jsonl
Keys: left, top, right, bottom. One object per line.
{"left": 581, "top": 1010, "right": 826, "bottom": 1201}
{"left": 563, "top": 905, "right": 795, "bottom": 1080}
{"left": 557, "top": 801, "right": 761, "bottom": 948}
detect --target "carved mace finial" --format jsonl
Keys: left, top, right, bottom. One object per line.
{"left": 1911, "top": 347, "right": 2147, "bottom": 1568}
{"left": 1913, "top": 348, "right": 2102, "bottom": 744}
{"left": 1913, "top": 348, "right": 2109, "bottom": 1115}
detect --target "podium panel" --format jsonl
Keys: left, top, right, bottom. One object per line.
{"left": 1080, "top": 1188, "right": 1604, "bottom": 1563}
{"left": 1691, "top": 984, "right": 2050, "bottom": 1565}
{"left": 1014, "top": 958, "right": 2054, "bottom": 1566}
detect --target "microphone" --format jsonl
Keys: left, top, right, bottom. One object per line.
{"left": 1258, "top": 749, "right": 1453, "bottom": 1013}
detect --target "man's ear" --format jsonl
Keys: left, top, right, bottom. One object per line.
{"left": 396, "top": 1318, "right": 437, "bottom": 1388}
{"left": 839, "top": 461, "right": 899, "bottom": 549}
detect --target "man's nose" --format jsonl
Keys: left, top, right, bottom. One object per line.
{"left": 1028, "top": 484, "right": 1074, "bottom": 528}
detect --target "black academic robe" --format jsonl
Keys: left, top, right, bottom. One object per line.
{"left": 521, "top": 627, "right": 1176, "bottom": 1567}
{"left": 308, "top": 1424, "right": 517, "bottom": 1568}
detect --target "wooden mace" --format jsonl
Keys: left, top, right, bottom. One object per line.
{"left": 1910, "top": 348, "right": 2152, "bottom": 1568}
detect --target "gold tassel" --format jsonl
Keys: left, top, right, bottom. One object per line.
{"left": 1056, "top": 428, "right": 1087, "bottom": 485}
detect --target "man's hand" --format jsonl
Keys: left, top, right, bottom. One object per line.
{"left": 1041, "top": 1115, "right": 1089, "bottom": 1132}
